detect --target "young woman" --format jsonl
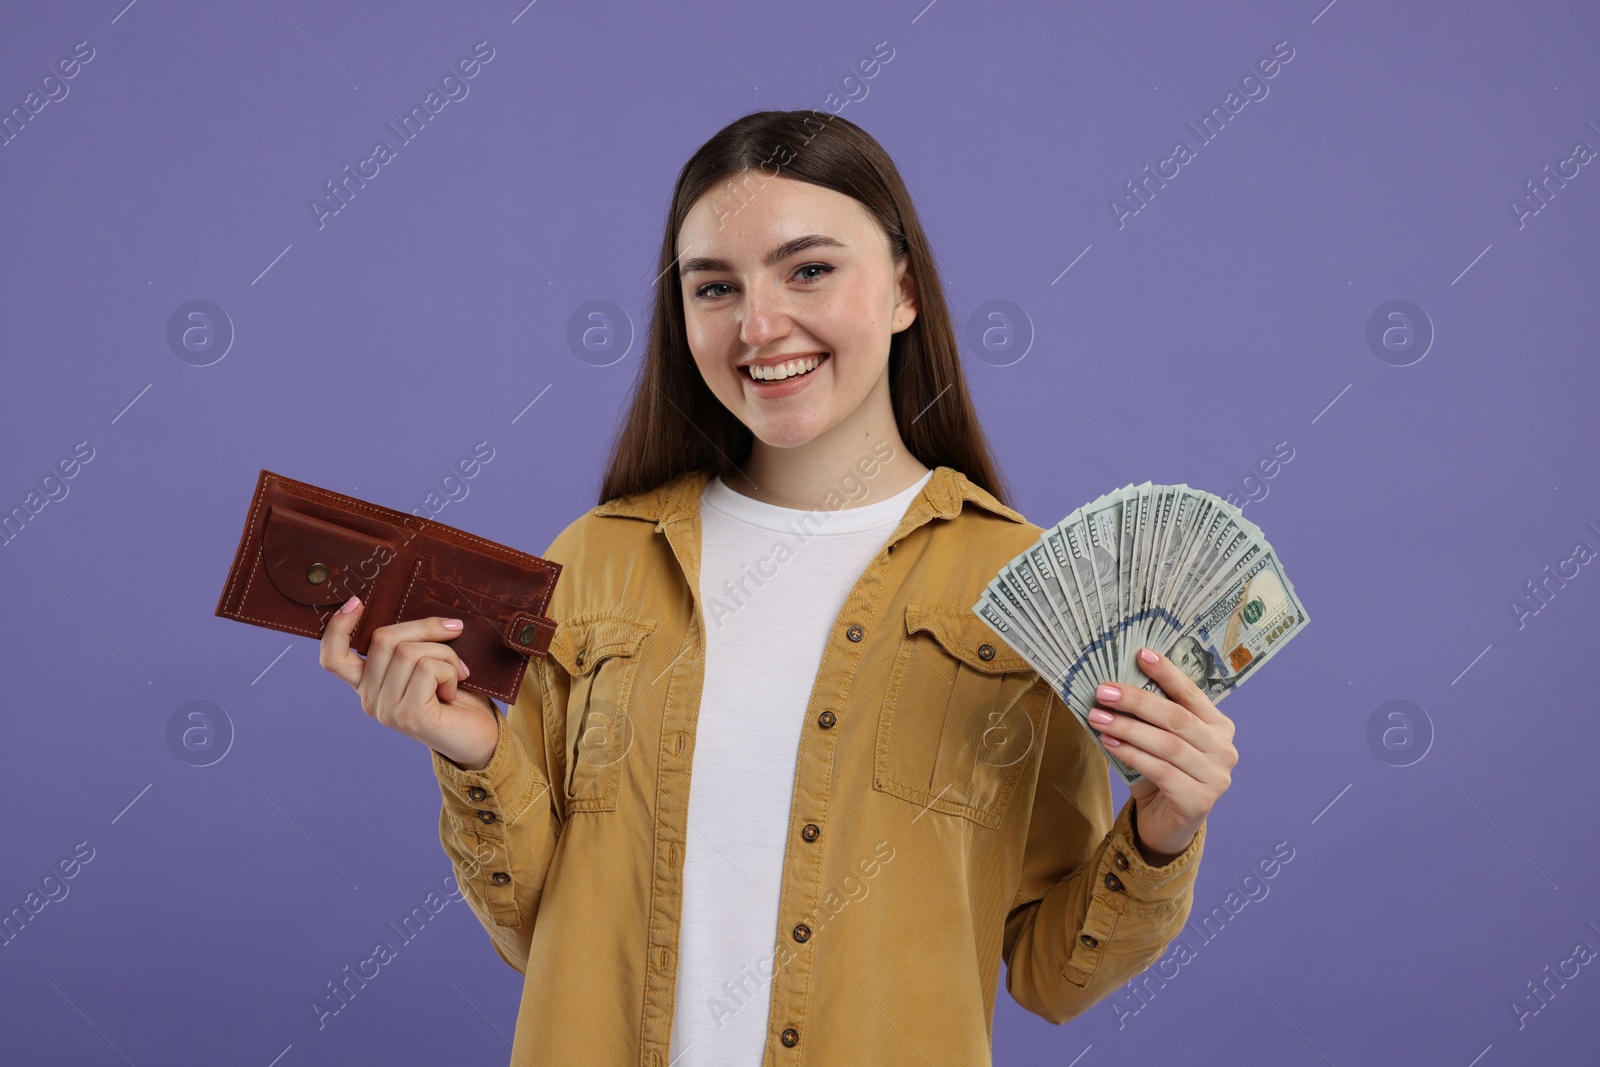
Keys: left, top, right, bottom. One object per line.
{"left": 320, "top": 110, "right": 1236, "bottom": 1065}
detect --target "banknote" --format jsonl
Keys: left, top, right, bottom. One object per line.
{"left": 975, "top": 482, "right": 1309, "bottom": 786}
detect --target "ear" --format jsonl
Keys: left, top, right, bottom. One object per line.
{"left": 890, "top": 259, "right": 918, "bottom": 334}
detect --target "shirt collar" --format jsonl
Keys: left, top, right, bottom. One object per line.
{"left": 592, "top": 464, "right": 1025, "bottom": 528}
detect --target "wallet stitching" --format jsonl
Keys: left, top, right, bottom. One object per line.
{"left": 235, "top": 541, "right": 324, "bottom": 638}
{"left": 220, "top": 473, "right": 274, "bottom": 616}
{"left": 273, "top": 473, "right": 559, "bottom": 612}
{"left": 220, "top": 473, "right": 556, "bottom": 697}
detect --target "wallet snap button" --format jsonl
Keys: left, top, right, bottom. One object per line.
{"left": 519, "top": 624, "right": 537, "bottom": 645}
{"left": 305, "top": 562, "right": 329, "bottom": 585}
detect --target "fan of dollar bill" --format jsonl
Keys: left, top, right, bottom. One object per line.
{"left": 972, "top": 481, "right": 1309, "bottom": 785}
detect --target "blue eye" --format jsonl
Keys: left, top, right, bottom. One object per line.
{"left": 691, "top": 263, "right": 833, "bottom": 301}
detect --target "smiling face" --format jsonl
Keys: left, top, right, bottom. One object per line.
{"left": 676, "top": 174, "right": 917, "bottom": 452}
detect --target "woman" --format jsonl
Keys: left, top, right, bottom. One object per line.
{"left": 320, "top": 109, "right": 1236, "bottom": 1065}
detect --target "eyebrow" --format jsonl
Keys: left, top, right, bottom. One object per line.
{"left": 678, "top": 234, "right": 847, "bottom": 276}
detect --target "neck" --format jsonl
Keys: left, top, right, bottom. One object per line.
{"left": 722, "top": 377, "right": 930, "bottom": 511}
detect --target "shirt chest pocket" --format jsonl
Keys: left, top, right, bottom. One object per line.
{"left": 873, "top": 604, "right": 1047, "bottom": 829}
{"left": 548, "top": 614, "right": 656, "bottom": 813}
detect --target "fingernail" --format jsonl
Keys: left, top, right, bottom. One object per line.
{"left": 1139, "top": 648, "right": 1158, "bottom": 664}
{"left": 340, "top": 596, "right": 361, "bottom": 614}
{"left": 1097, "top": 684, "right": 1121, "bottom": 702}
{"left": 442, "top": 618, "right": 464, "bottom": 630}
{"left": 1089, "top": 708, "right": 1113, "bottom": 724}
{"left": 461, "top": 661, "right": 471, "bottom": 678}
{"left": 1103, "top": 735, "right": 1123, "bottom": 747}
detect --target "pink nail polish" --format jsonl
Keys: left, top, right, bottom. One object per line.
{"left": 340, "top": 595, "right": 361, "bottom": 614}
{"left": 1097, "top": 684, "right": 1121, "bottom": 702}
{"left": 1089, "top": 708, "right": 1114, "bottom": 724}
{"left": 1103, "top": 735, "right": 1123, "bottom": 746}
{"left": 442, "top": 619, "right": 464, "bottom": 631}
{"left": 1139, "top": 648, "right": 1158, "bottom": 664}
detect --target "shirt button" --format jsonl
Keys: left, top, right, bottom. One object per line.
{"left": 793, "top": 923, "right": 811, "bottom": 943}
{"left": 491, "top": 872, "right": 511, "bottom": 886}
{"left": 467, "top": 786, "right": 487, "bottom": 802}
{"left": 576, "top": 648, "right": 586, "bottom": 667}
{"left": 817, "top": 710, "right": 837, "bottom": 729}
{"left": 977, "top": 643, "right": 995, "bottom": 661}
{"left": 845, "top": 624, "right": 864, "bottom": 642}
{"left": 1104, "top": 872, "right": 1124, "bottom": 892}
{"left": 1114, "top": 850, "right": 1130, "bottom": 870}
{"left": 476, "top": 810, "right": 497, "bottom": 825}
{"left": 1079, "top": 933, "right": 1099, "bottom": 948}
{"left": 801, "top": 823, "right": 820, "bottom": 842}
{"left": 781, "top": 1028, "right": 799, "bottom": 1047}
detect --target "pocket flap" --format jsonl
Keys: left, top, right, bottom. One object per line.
{"left": 260, "top": 506, "right": 397, "bottom": 607}
{"left": 905, "top": 604, "right": 1031, "bottom": 675}
{"left": 549, "top": 614, "right": 656, "bottom": 677}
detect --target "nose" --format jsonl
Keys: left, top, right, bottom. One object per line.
{"left": 737, "top": 277, "right": 794, "bottom": 350}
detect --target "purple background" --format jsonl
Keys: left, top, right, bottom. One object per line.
{"left": 3, "top": 1, "right": 1598, "bottom": 1063}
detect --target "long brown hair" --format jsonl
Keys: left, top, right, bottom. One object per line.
{"left": 596, "top": 109, "right": 1010, "bottom": 508}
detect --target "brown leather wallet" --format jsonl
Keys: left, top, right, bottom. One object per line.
{"left": 215, "top": 469, "right": 561, "bottom": 705}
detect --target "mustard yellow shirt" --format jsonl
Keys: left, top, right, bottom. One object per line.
{"left": 431, "top": 464, "right": 1206, "bottom": 1065}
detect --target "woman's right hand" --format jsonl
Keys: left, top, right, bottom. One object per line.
{"left": 319, "top": 595, "right": 501, "bottom": 770}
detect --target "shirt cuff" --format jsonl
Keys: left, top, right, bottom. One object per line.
{"left": 431, "top": 700, "right": 541, "bottom": 826}
{"left": 1102, "top": 795, "right": 1206, "bottom": 906}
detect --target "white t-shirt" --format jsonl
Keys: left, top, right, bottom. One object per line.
{"left": 668, "top": 467, "right": 934, "bottom": 1065}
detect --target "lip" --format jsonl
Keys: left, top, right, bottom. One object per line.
{"left": 740, "top": 352, "right": 829, "bottom": 399}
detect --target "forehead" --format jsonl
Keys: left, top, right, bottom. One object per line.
{"left": 677, "top": 174, "right": 878, "bottom": 254}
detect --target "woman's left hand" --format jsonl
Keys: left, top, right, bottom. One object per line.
{"left": 1087, "top": 645, "right": 1238, "bottom": 864}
